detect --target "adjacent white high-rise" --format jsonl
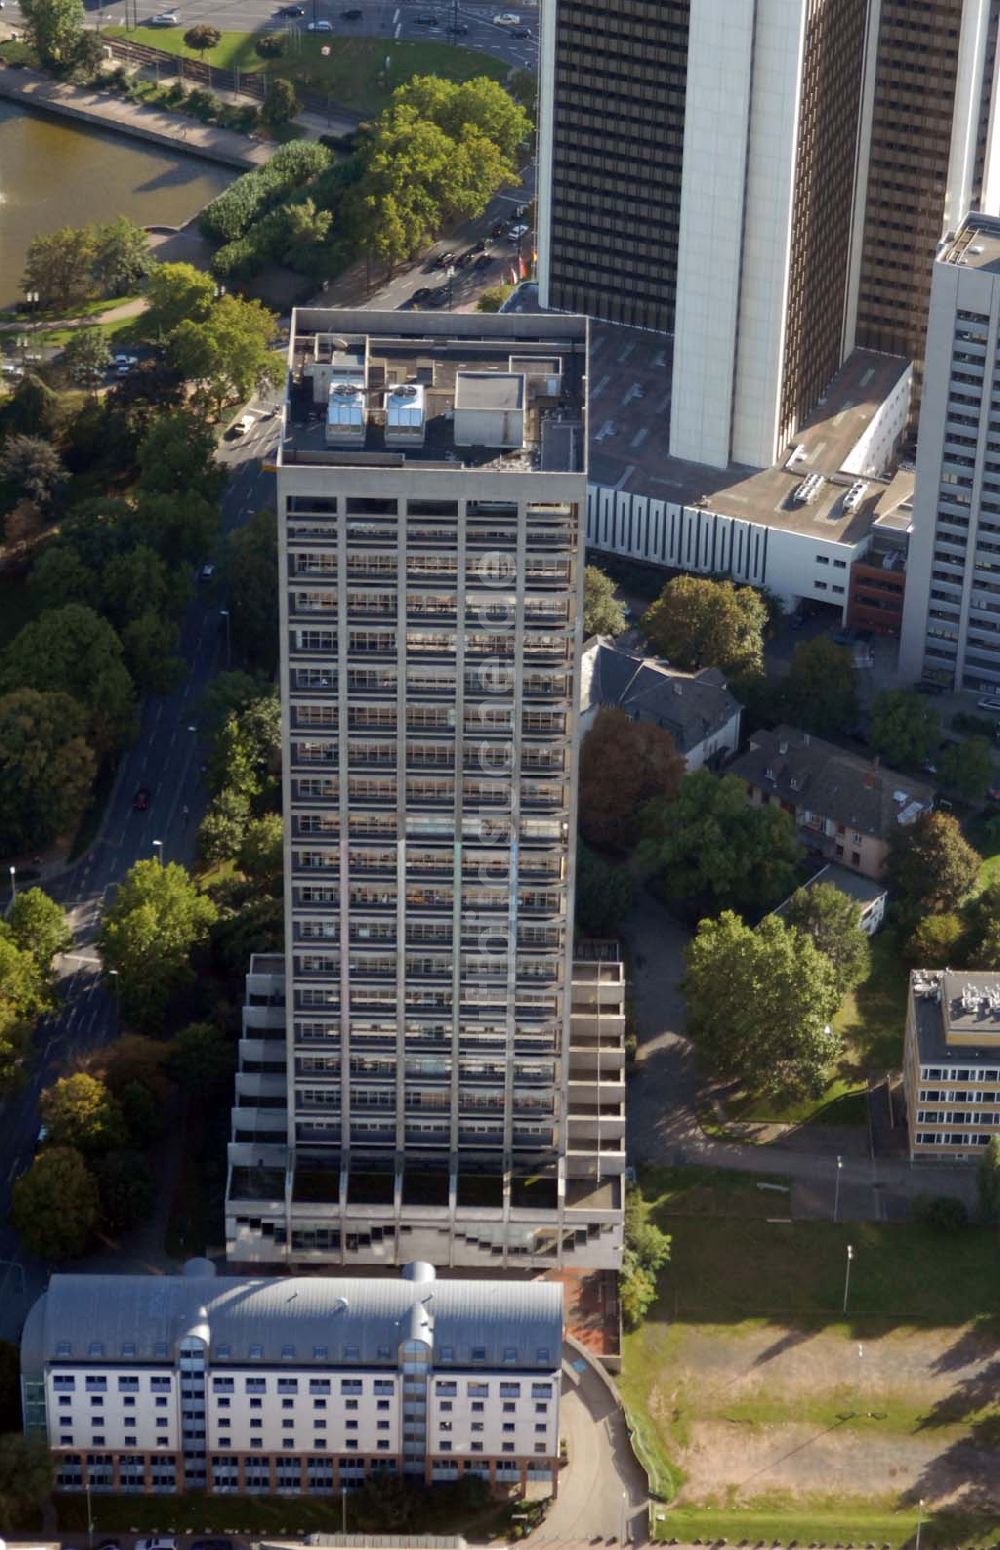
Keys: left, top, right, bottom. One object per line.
{"left": 225, "top": 309, "right": 625, "bottom": 1271}
{"left": 899, "top": 213, "right": 1000, "bottom": 689}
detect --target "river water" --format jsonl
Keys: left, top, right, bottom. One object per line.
{"left": 0, "top": 100, "right": 231, "bottom": 307}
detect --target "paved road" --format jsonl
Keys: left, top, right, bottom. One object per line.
{"left": 0, "top": 438, "right": 275, "bottom": 1344}
{"left": 537, "top": 1348, "right": 648, "bottom": 1544}
{"left": 86, "top": 0, "right": 539, "bottom": 73}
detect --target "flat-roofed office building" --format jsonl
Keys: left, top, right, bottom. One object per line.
{"left": 224, "top": 309, "right": 625, "bottom": 1271}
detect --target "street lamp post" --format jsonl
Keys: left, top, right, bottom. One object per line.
{"left": 915, "top": 1497, "right": 924, "bottom": 1550}
{"left": 341, "top": 1485, "right": 347, "bottom": 1533}
{"left": 620, "top": 1489, "right": 628, "bottom": 1545}
{"left": 153, "top": 839, "right": 164, "bottom": 866}
{"left": 220, "top": 608, "right": 231, "bottom": 667}
{"left": 834, "top": 1154, "right": 843, "bottom": 1223}
{"left": 842, "top": 1242, "right": 854, "bottom": 1315}
{"left": 8, "top": 864, "right": 15, "bottom": 902}
{"left": 85, "top": 1477, "right": 94, "bottom": 1550}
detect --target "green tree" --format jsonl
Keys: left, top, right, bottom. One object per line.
{"left": 641, "top": 575, "right": 767, "bottom": 676}
{"left": 169, "top": 293, "right": 280, "bottom": 416}
{"left": 167, "top": 1020, "right": 235, "bottom": 1096}
{"left": 641, "top": 769, "right": 802, "bottom": 916}
{"left": 783, "top": 882, "right": 870, "bottom": 998}
{"left": 199, "top": 670, "right": 270, "bottom": 735}
{"left": 101, "top": 544, "right": 188, "bottom": 630}
{"left": 27, "top": 545, "right": 95, "bottom": 610}
{"left": 940, "top": 735, "right": 996, "bottom": 801}
{"left": 132, "top": 491, "right": 220, "bottom": 569}
{"left": 905, "top": 911, "right": 965, "bottom": 968}
{"left": 238, "top": 812, "right": 284, "bottom": 890}
{"left": 579, "top": 707, "right": 684, "bottom": 853}
{"left": 781, "top": 637, "right": 858, "bottom": 736}
{"left": 684, "top": 911, "right": 841, "bottom": 1098}
{"left": 22, "top": 222, "right": 93, "bottom": 308}
{"left": 0, "top": 371, "right": 62, "bottom": 440}
{"left": 0, "top": 689, "right": 96, "bottom": 854}
{"left": 210, "top": 890, "right": 284, "bottom": 981}
{"left": 0, "top": 604, "right": 135, "bottom": 754}
{"left": 255, "top": 30, "right": 286, "bottom": 57}
{"left": 261, "top": 74, "right": 299, "bottom": 126}
{"left": 99, "top": 859, "right": 218, "bottom": 1027}
{"left": 0, "top": 432, "right": 67, "bottom": 511}
{"left": 93, "top": 1149, "right": 156, "bottom": 1233}
{"left": 9, "top": 1145, "right": 99, "bottom": 1259}
{"left": 0, "top": 933, "right": 49, "bottom": 1090}
{"left": 183, "top": 21, "right": 221, "bottom": 55}
{"left": 61, "top": 325, "right": 112, "bottom": 387}
{"left": 136, "top": 407, "right": 223, "bottom": 501}
{"left": 575, "top": 844, "right": 635, "bottom": 937}
{"left": 208, "top": 692, "right": 281, "bottom": 801}
{"left": 223, "top": 508, "right": 278, "bottom": 671}
{"left": 282, "top": 197, "right": 333, "bottom": 265}
{"left": 583, "top": 565, "right": 627, "bottom": 637}
{"left": 120, "top": 609, "right": 184, "bottom": 695}
{"left": 90, "top": 215, "right": 150, "bottom": 296}
{"left": 0, "top": 1433, "right": 53, "bottom": 1532}
{"left": 7, "top": 888, "right": 71, "bottom": 979}
{"left": 886, "top": 810, "right": 980, "bottom": 924}
{"left": 962, "top": 878, "right": 1000, "bottom": 969}
{"left": 199, "top": 786, "right": 252, "bottom": 863}
{"left": 39, "top": 1072, "right": 125, "bottom": 1155}
{"left": 977, "top": 1133, "right": 1000, "bottom": 1222}
{"left": 395, "top": 74, "right": 530, "bottom": 162}
{"left": 143, "top": 261, "right": 216, "bottom": 337}
{"left": 476, "top": 283, "right": 514, "bottom": 313}
{"left": 620, "top": 1185, "right": 670, "bottom": 1330}
{"left": 869, "top": 689, "right": 941, "bottom": 768}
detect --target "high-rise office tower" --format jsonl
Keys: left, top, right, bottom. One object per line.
{"left": 537, "top": 0, "right": 1000, "bottom": 470}
{"left": 535, "top": 0, "right": 691, "bottom": 333}
{"left": 854, "top": 0, "right": 1000, "bottom": 366}
{"left": 225, "top": 309, "right": 626, "bottom": 1270}
{"left": 898, "top": 213, "right": 1000, "bottom": 690}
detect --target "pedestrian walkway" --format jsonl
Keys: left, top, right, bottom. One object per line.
{"left": 0, "top": 63, "right": 274, "bottom": 168}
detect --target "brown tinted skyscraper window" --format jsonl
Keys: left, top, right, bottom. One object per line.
{"left": 856, "top": 0, "right": 967, "bottom": 363}
{"left": 542, "top": 0, "right": 690, "bottom": 333}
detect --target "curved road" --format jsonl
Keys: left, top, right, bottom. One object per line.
{"left": 0, "top": 435, "right": 276, "bottom": 1343}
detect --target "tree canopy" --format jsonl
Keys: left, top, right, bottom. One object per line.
{"left": 9, "top": 1145, "right": 100, "bottom": 1260}
{"left": 144, "top": 261, "right": 216, "bottom": 337}
{"left": 583, "top": 566, "right": 627, "bottom": 638}
{"left": 39, "top": 1072, "right": 125, "bottom": 1155}
{"left": 0, "top": 688, "right": 96, "bottom": 853}
{"left": 575, "top": 844, "right": 635, "bottom": 937}
{"left": 166, "top": 1021, "right": 235, "bottom": 1096}
{"left": 222, "top": 508, "right": 278, "bottom": 672}
{"left": 0, "top": 1433, "right": 53, "bottom": 1533}
{"left": 939, "top": 736, "right": 995, "bottom": 801}
{"left": 169, "top": 293, "right": 280, "bottom": 416}
{"left": 783, "top": 882, "right": 870, "bottom": 998}
{"left": 579, "top": 707, "right": 684, "bottom": 853}
{"left": 6, "top": 888, "right": 71, "bottom": 980}
{"left": 0, "top": 433, "right": 67, "bottom": 511}
{"left": 98, "top": 859, "right": 218, "bottom": 1027}
{"left": 684, "top": 911, "right": 841, "bottom": 1098}
{"left": 641, "top": 769, "right": 802, "bottom": 916}
{"left": 886, "top": 810, "right": 980, "bottom": 924}
{"left": 0, "top": 932, "right": 49, "bottom": 1091}
{"left": 868, "top": 689, "right": 941, "bottom": 769}
{"left": 184, "top": 22, "right": 220, "bottom": 54}
{"left": 781, "top": 637, "right": 858, "bottom": 737}
{"left": 641, "top": 576, "right": 767, "bottom": 677}
{"left": 61, "top": 326, "right": 112, "bottom": 387}
{"left": 0, "top": 604, "right": 135, "bottom": 754}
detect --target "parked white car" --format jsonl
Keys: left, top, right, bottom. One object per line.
{"left": 493, "top": 12, "right": 520, "bottom": 24}
{"left": 148, "top": 11, "right": 181, "bottom": 24}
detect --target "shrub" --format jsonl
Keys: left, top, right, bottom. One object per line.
{"left": 914, "top": 1194, "right": 969, "bottom": 1233}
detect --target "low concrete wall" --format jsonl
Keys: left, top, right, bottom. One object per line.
{"left": 0, "top": 64, "right": 272, "bottom": 169}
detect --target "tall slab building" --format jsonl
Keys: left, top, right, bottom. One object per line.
{"left": 537, "top": 0, "right": 1000, "bottom": 470}
{"left": 225, "top": 310, "right": 626, "bottom": 1271}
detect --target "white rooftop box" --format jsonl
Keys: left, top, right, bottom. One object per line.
{"left": 453, "top": 370, "right": 525, "bottom": 449}
{"left": 325, "top": 380, "right": 366, "bottom": 447}
{"left": 384, "top": 381, "right": 426, "bottom": 446}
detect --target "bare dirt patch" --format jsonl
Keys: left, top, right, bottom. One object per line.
{"left": 658, "top": 1321, "right": 999, "bottom": 1512}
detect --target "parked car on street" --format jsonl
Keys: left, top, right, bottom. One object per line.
{"left": 306, "top": 18, "right": 333, "bottom": 29}
{"left": 148, "top": 10, "right": 180, "bottom": 24}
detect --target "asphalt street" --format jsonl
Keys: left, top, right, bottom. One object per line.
{"left": 89, "top": 0, "right": 540, "bottom": 73}
{"left": 0, "top": 435, "right": 276, "bottom": 1345}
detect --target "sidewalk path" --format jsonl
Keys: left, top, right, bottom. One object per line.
{"left": 0, "top": 63, "right": 274, "bottom": 168}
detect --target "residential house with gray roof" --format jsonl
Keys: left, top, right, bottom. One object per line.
{"left": 580, "top": 637, "right": 742, "bottom": 770}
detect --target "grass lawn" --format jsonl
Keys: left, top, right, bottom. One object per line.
{"left": 107, "top": 29, "right": 508, "bottom": 112}
{"left": 621, "top": 1169, "right": 1000, "bottom": 1530}
{"left": 653, "top": 1503, "right": 1000, "bottom": 1549}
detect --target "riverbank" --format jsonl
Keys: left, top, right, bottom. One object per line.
{"left": 0, "top": 63, "right": 274, "bottom": 169}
